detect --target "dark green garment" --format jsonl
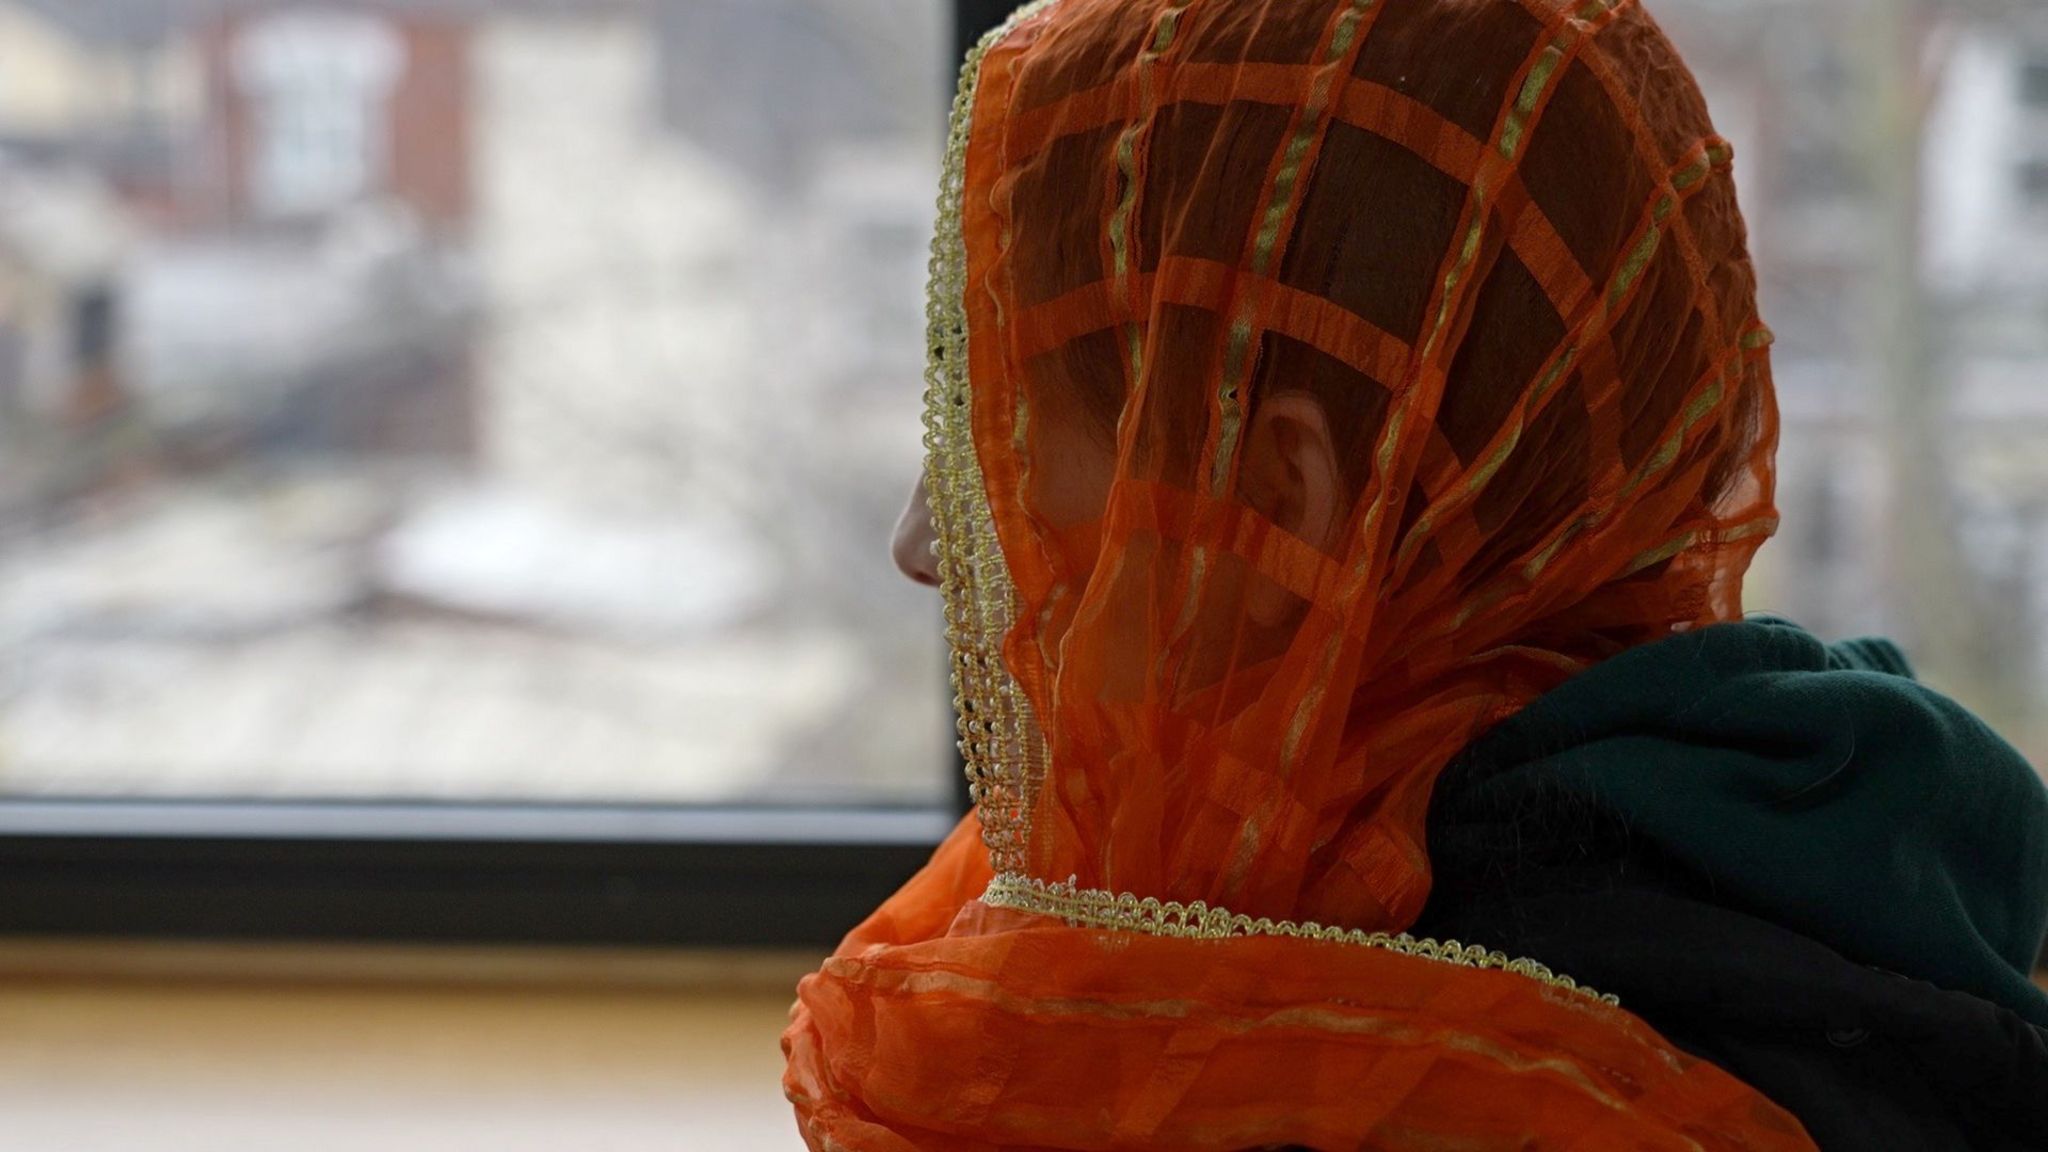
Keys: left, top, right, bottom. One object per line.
{"left": 1438, "top": 616, "right": 2048, "bottom": 1027}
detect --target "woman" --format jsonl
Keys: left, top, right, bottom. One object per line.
{"left": 786, "top": 0, "right": 2048, "bottom": 1147}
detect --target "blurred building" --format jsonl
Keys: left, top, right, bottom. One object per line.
{"left": 0, "top": 1, "right": 480, "bottom": 478}
{"left": 203, "top": 7, "right": 468, "bottom": 229}
{"left": 0, "top": 162, "right": 130, "bottom": 424}
{"left": 654, "top": 0, "right": 933, "bottom": 187}
{"left": 0, "top": 0, "right": 950, "bottom": 805}
{"left": 0, "top": 158, "right": 137, "bottom": 531}
{"left": 0, "top": 1, "right": 196, "bottom": 219}
{"left": 1655, "top": 2, "right": 2048, "bottom": 719}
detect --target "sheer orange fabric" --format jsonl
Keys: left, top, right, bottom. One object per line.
{"left": 787, "top": 1, "right": 1804, "bottom": 1148}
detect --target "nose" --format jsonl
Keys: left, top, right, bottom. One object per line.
{"left": 892, "top": 474, "right": 941, "bottom": 587}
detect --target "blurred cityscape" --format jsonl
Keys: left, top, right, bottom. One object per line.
{"left": 0, "top": 0, "right": 952, "bottom": 803}
{"left": 0, "top": 0, "right": 2044, "bottom": 803}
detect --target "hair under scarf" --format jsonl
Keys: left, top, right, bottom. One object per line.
{"left": 786, "top": 1, "right": 1806, "bottom": 1147}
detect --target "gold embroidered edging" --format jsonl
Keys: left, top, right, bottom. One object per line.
{"left": 925, "top": 0, "right": 1062, "bottom": 876}
{"left": 982, "top": 872, "right": 1621, "bottom": 1006}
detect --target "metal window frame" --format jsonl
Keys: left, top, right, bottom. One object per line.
{"left": 0, "top": 803, "right": 954, "bottom": 946}
{"left": 0, "top": 1, "right": 1017, "bottom": 951}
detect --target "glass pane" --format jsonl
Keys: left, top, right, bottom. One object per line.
{"left": 0, "top": 0, "right": 950, "bottom": 806}
{"left": 1656, "top": 1, "right": 2048, "bottom": 766}
{"left": 6, "top": 0, "right": 2044, "bottom": 810}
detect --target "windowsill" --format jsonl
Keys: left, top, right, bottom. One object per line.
{"left": 0, "top": 939, "right": 813, "bottom": 1150}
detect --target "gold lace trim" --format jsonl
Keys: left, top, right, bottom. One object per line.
{"left": 983, "top": 872, "right": 1621, "bottom": 1006}
{"left": 924, "top": 0, "right": 1062, "bottom": 876}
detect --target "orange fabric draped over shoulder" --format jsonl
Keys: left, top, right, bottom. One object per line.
{"left": 787, "top": 1, "right": 1805, "bottom": 1148}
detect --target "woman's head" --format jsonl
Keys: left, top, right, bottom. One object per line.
{"left": 917, "top": 0, "right": 1779, "bottom": 929}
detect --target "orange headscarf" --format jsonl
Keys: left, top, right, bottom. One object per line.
{"left": 787, "top": 1, "right": 1806, "bottom": 1147}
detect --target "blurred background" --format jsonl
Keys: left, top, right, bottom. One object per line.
{"left": 3, "top": 0, "right": 2048, "bottom": 805}
{"left": 0, "top": 0, "right": 951, "bottom": 807}
{"left": 0, "top": 0, "right": 2043, "bottom": 1147}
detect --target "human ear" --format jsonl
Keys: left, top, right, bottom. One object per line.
{"left": 1240, "top": 391, "right": 1342, "bottom": 552}
{"left": 1239, "top": 391, "right": 1342, "bottom": 627}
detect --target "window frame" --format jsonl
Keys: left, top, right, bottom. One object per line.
{"left": 0, "top": 803, "right": 952, "bottom": 946}
{"left": 0, "top": 1, "right": 1008, "bottom": 952}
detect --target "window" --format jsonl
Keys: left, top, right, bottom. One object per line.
{"left": 0, "top": 0, "right": 962, "bottom": 945}
{"left": 232, "top": 11, "right": 407, "bottom": 217}
{"left": 1, "top": 0, "right": 2042, "bottom": 946}
{"left": 9, "top": 2, "right": 948, "bottom": 813}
